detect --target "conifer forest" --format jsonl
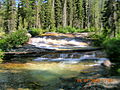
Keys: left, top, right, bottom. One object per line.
{"left": 0, "top": 0, "right": 119, "bottom": 37}
{"left": 0, "top": 0, "right": 120, "bottom": 89}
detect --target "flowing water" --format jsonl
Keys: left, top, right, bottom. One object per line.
{"left": 28, "top": 36, "right": 89, "bottom": 50}
{"left": 0, "top": 35, "right": 109, "bottom": 90}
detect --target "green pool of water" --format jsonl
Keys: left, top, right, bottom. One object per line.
{"left": 0, "top": 59, "right": 97, "bottom": 90}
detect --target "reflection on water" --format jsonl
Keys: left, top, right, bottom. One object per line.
{"left": 0, "top": 51, "right": 108, "bottom": 89}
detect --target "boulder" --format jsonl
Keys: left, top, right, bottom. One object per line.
{"left": 101, "top": 60, "right": 112, "bottom": 67}
{"left": 26, "top": 33, "right": 32, "bottom": 38}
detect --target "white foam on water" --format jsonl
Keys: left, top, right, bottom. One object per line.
{"left": 50, "top": 58, "right": 80, "bottom": 61}
{"left": 30, "top": 37, "right": 88, "bottom": 50}
{"left": 34, "top": 57, "right": 49, "bottom": 61}
{"left": 33, "top": 54, "right": 109, "bottom": 67}
{"left": 59, "top": 61, "right": 80, "bottom": 64}
{"left": 84, "top": 64, "right": 100, "bottom": 66}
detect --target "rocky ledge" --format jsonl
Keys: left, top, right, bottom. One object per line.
{"left": 58, "top": 65, "right": 120, "bottom": 90}
{"left": 4, "top": 32, "right": 102, "bottom": 57}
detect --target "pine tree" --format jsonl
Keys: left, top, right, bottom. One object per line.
{"left": 116, "top": 0, "right": 120, "bottom": 34}
{"left": 77, "top": 0, "right": 83, "bottom": 28}
{"left": 82, "top": 0, "right": 87, "bottom": 29}
{"left": 0, "top": 0, "right": 5, "bottom": 31}
{"left": 34, "top": 0, "right": 41, "bottom": 28}
{"left": 54, "top": 0, "right": 62, "bottom": 27}
{"left": 94, "top": 0, "right": 100, "bottom": 30}
{"left": 102, "top": 0, "right": 118, "bottom": 37}
{"left": 4, "top": 0, "right": 16, "bottom": 33}
{"left": 72, "top": 0, "right": 83, "bottom": 28}
{"left": 17, "top": 0, "right": 29, "bottom": 29}
{"left": 40, "top": 0, "right": 55, "bottom": 30}
{"left": 67, "top": 0, "right": 73, "bottom": 26}
{"left": 49, "top": 0, "right": 55, "bottom": 31}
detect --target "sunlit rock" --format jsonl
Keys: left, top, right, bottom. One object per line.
{"left": 42, "top": 32, "right": 60, "bottom": 36}
{"left": 26, "top": 33, "right": 32, "bottom": 38}
{"left": 101, "top": 60, "right": 111, "bottom": 67}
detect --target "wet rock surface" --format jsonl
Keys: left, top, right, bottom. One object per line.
{"left": 6, "top": 32, "right": 102, "bottom": 58}
{"left": 58, "top": 66, "right": 120, "bottom": 90}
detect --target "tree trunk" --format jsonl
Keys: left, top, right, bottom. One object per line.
{"left": 113, "top": 1, "right": 117, "bottom": 37}
{"left": 87, "top": 0, "right": 90, "bottom": 28}
{"left": 83, "top": 0, "right": 87, "bottom": 29}
{"left": 35, "top": 0, "right": 41, "bottom": 28}
{"left": 69, "top": 0, "right": 73, "bottom": 26}
{"left": 63, "top": 0, "right": 67, "bottom": 27}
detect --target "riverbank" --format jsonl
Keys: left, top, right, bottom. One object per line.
{"left": 0, "top": 32, "right": 120, "bottom": 89}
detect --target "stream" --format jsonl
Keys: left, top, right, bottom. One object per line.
{"left": 0, "top": 33, "right": 119, "bottom": 90}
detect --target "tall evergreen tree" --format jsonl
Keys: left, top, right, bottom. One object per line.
{"left": 0, "top": 0, "right": 5, "bottom": 31}
{"left": 34, "top": 0, "right": 41, "bottom": 28}
{"left": 82, "top": 0, "right": 87, "bottom": 29}
{"left": 72, "top": 0, "right": 83, "bottom": 28}
{"left": 54, "top": 0, "right": 62, "bottom": 27}
{"left": 67, "top": 0, "right": 73, "bottom": 26}
{"left": 102, "top": 0, "right": 118, "bottom": 37}
{"left": 4, "top": 0, "right": 16, "bottom": 33}
{"left": 116, "top": 0, "right": 120, "bottom": 34}
{"left": 40, "top": 0, "right": 55, "bottom": 30}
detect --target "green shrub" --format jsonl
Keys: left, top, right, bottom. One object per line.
{"left": 29, "top": 28, "right": 47, "bottom": 36}
{"left": 0, "top": 30, "right": 29, "bottom": 51}
{"left": 110, "top": 64, "right": 120, "bottom": 76}
{"left": 103, "top": 37, "right": 120, "bottom": 62}
{"left": 76, "top": 27, "right": 96, "bottom": 33}
{"left": 97, "top": 37, "right": 120, "bottom": 76}
{"left": 56, "top": 26, "right": 77, "bottom": 33}
{"left": 0, "top": 50, "right": 4, "bottom": 62}
{"left": 89, "top": 34, "right": 106, "bottom": 46}
{"left": 0, "top": 38, "right": 8, "bottom": 50}
{"left": 117, "top": 68, "right": 120, "bottom": 74}
{"left": 56, "top": 26, "right": 96, "bottom": 33}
